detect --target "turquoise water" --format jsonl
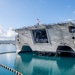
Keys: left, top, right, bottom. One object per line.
{"left": 0, "top": 45, "right": 75, "bottom": 75}
{"left": 0, "top": 45, "right": 16, "bottom": 75}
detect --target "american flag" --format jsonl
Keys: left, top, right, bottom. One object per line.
{"left": 37, "top": 19, "right": 40, "bottom": 22}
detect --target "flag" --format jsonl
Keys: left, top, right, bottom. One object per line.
{"left": 37, "top": 19, "right": 40, "bottom": 23}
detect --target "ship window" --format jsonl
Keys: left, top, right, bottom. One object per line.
{"left": 32, "top": 29, "right": 48, "bottom": 43}
{"left": 69, "top": 26, "right": 75, "bottom": 33}
{"left": 17, "top": 39, "right": 19, "bottom": 41}
{"left": 72, "top": 37, "right": 75, "bottom": 39}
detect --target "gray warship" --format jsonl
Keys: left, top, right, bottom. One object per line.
{"left": 15, "top": 21, "right": 75, "bottom": 56}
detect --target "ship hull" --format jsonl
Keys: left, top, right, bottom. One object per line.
{"left": 15, "top": 22, "right": 75, "bottom": 55}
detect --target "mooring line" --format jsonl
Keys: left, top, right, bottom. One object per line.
{"left": 0, "top": 64, "right": 22, "bottom": 75}
{"left": 0, "top": 51, "right": 16, "bottom": 54}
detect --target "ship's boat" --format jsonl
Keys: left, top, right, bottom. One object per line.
{"left": 15, "top": 21, "right": 75, "bottom": 56}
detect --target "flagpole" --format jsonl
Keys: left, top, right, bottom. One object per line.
{"left": 37, "top": 19, "right": 40, "bottom": 25}
{"left": 37, "top": 23, "right": 39, "bottom": 25}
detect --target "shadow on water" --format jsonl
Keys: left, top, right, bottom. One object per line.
{"left": 57, "top": 57, "right": 75, "bottom": 70}
{"left": 14, "top": 52, "right": 75, "bottom": 75}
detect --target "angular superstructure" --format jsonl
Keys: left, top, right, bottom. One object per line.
{"left": 15, "top": 22, "right": 75, "bottom": 55}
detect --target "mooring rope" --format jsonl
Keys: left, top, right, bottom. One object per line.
{"left": 0, "top": 64, "right": 22, "bottom": 75}
{"left": 0, "top": 51, "right": 16, "bottom": 54}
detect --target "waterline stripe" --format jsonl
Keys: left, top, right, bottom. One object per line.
{"left": 0, "top": 64, "right": 22, "bottom": 75}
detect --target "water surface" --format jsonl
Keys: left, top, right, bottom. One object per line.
{"left": 0, "top": 45, "right": 16, "bottom": 75}
{"left": 15, "top": 53, "right": 75, "bottom": 75}
{"left": 0, "top": 45, "right": 75, "bottom": 75}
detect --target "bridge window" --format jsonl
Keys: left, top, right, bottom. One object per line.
{"left": 69, "top": 26, "right": 75, "bottom": 33}
{"left": 32, "top": 29, "right": 48, "bottom": 43}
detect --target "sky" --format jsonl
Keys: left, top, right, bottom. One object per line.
{"left": 0, "top": 0, "right": 75, "bottom": 40}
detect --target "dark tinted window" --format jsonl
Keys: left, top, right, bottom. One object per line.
{"left": 32, "top": 29, "right": 48, "bottom": 43}
{"left": 69, "top": 26, "right": 75, "bottom": 33}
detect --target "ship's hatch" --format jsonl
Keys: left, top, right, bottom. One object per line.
{"left": 32, "top": 29, "right": 48, "bottom": 43}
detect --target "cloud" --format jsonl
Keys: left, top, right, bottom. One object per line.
{"left": 67, "top": 19, "right": 73, "bottom": 21}
{"left": 0, "top": 25, "right": 6, "bottom": 37}
{"left": 0, "top": 26, "right": 16, "bottom": 40}
{"left": 65, "top": 19, "right": 75, "bottom": 24}
{"left": 6, "top": 28, "right": 16, "bottom": 37}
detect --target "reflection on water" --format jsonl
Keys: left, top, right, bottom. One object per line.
{"left": 0, "top": 45, "right": 16, "bottom": 75}
{"left": 0, "top": 53, "right": 16, "bottom": 75}
{"left": 0, "top": 45, "right": 75, "bottom": 75}
{"left": 15, "top": 53, "right": 75, "bottom": 75}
